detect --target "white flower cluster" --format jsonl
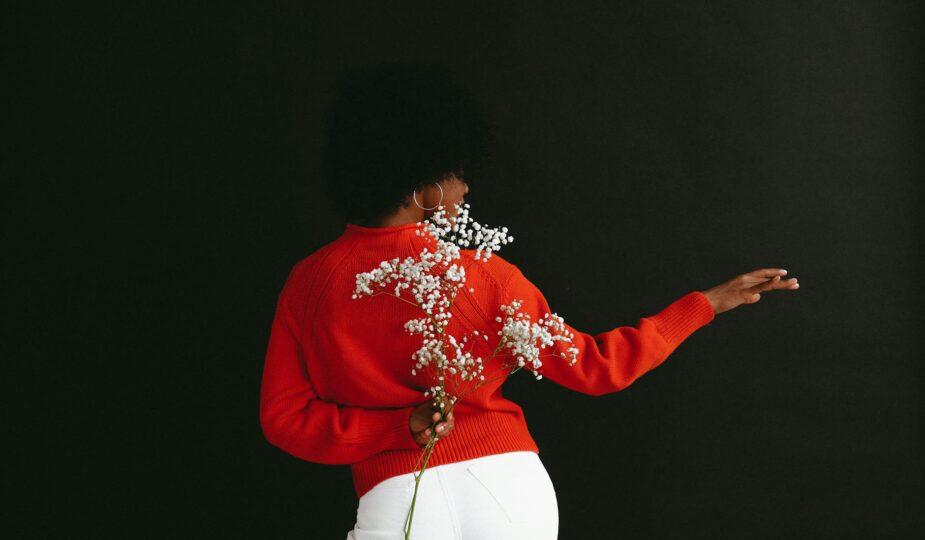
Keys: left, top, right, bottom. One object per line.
{"left": 495, "top": 299, "right": 579, "bottom": 380}
{"left": 405, "top": 320, "right": 487, "bottom": 386}
{"left": 418, "top": 202, "right": 514, "bottom": 261}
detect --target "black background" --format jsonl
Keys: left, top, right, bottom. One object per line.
{"left": 7, "top": 2, "right": 923, "bottom": 538}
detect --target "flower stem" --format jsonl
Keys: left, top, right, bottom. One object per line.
{"left": 403, "top": 432, "right": 439, "bottom": 539}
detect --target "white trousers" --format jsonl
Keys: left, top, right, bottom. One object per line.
{"left": 345, "top": 451, "right": 559, "bottom": 540}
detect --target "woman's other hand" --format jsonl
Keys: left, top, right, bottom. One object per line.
{"left": 409, "top": 400, "right": 455, "bottom": 447}
{"left": 701, "top": 268, "right": 799, "bottom": 315}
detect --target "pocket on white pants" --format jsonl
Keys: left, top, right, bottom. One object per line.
{"left": 465, "top": 452, "right": 558, "bottom": 524}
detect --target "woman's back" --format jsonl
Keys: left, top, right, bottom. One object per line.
{"left": 260, "top": 220, "right": 552, "bottom": 499}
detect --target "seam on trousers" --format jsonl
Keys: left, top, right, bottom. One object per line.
{"left": 435, "top": 465, "right": 462, "bottom": 540}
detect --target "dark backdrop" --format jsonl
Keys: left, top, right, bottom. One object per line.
{"left": 7, "top": 2, "right": 923, "bottom": 538}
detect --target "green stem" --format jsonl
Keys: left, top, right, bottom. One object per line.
{"left": 403, "top": 432, "right": 439, "bottom": 539}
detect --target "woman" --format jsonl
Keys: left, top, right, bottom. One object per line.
{"left": 259, "top": 61, "right": 799, "bottom": 540}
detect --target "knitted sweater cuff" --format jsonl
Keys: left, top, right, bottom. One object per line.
{"left": 646, "top": 290, "right": 715, "bottom": 348}
{"left": 364, "top": 406, "right": 421, "bottom": 451}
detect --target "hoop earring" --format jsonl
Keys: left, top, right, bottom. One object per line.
{"left": 412, "top": 182, "right": 444, "bottom": 211}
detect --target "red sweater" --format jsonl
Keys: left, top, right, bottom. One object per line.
{"left": 259, "top": 221, "right": 716, "bottom": 499}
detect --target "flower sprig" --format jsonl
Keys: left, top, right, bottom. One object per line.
{"left": 417, "top": 202, "right": 514, "bottom": 261}
{"left": 495, "top": 299, "right": 579, "bottom": 380}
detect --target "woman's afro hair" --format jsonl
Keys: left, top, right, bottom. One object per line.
{"left": 321, "top": 60, "right": 496, "bottom": 224}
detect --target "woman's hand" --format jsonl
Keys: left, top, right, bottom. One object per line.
{"left": 701, "top": 268, "right": 799, "bottom": 315}
{"left": 409, "top": 400, "right": 455, "bottom": 447}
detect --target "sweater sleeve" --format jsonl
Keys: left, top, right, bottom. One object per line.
{"left": 499, "top": 266, "right": 716, "bottom": 396}
{"left": 259, "top": 268, "right": 422, "bottom": 465}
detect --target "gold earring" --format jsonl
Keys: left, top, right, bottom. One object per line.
{"left": 412, "top": 183, "right": 444, "bottom": 211}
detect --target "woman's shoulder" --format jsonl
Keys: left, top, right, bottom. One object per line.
{"left": 457, "top": 249, "right": 520, "bottom": 290}
{"left": 278, "top": 241, "right": 341, "bottom": 292}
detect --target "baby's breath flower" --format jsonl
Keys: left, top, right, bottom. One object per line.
{"left": 494, "top": 299, "right": 580, "bottom": 378}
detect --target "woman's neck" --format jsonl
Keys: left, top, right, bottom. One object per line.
{"left": 356, "top": 205, "right": 425, "bottom": 228}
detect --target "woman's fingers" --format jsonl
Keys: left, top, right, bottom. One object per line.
{"left": 740, "top": 269, "right": 785, "bottom": 285}
{"left": 755, "top": 275, "right": 781, "bottom": 291}
{"left": 435, "top": 411, "right": 455, "bottom": 436}
{"left": 748, "top": 268, "right": 788, "bottom": 279}
{"left": 774, "top": 277, "right": 799, "bottom": 289}
{"left": 416, "top": 425, "right": 436, "bottom": 444}
{"left": 703, "top": 268, "right": 799, "bottom": 315}
{"left": 747, "top": 274, "right": 799, "bottom": 293}
{"left": 415, "top": 409, "right": 455, "bottom": 445}
{"left": 740, "top": 272, "right": 800, "bottom": 305}
{"left": 432, "top": 410, "right": 454, "bottom": 436}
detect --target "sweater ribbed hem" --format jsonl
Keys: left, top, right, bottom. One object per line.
{"left": 350, "top": 407, "right": 539, "bottom": 499}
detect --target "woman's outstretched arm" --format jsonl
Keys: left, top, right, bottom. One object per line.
{"left": 498, "top": 265, "right": 798, "bottom": 396}
{"left": 498, "top": 267, "right": 716, "bottom": 396}
{"left": 259, "top": 271, "right": 421, "bottom": 465}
